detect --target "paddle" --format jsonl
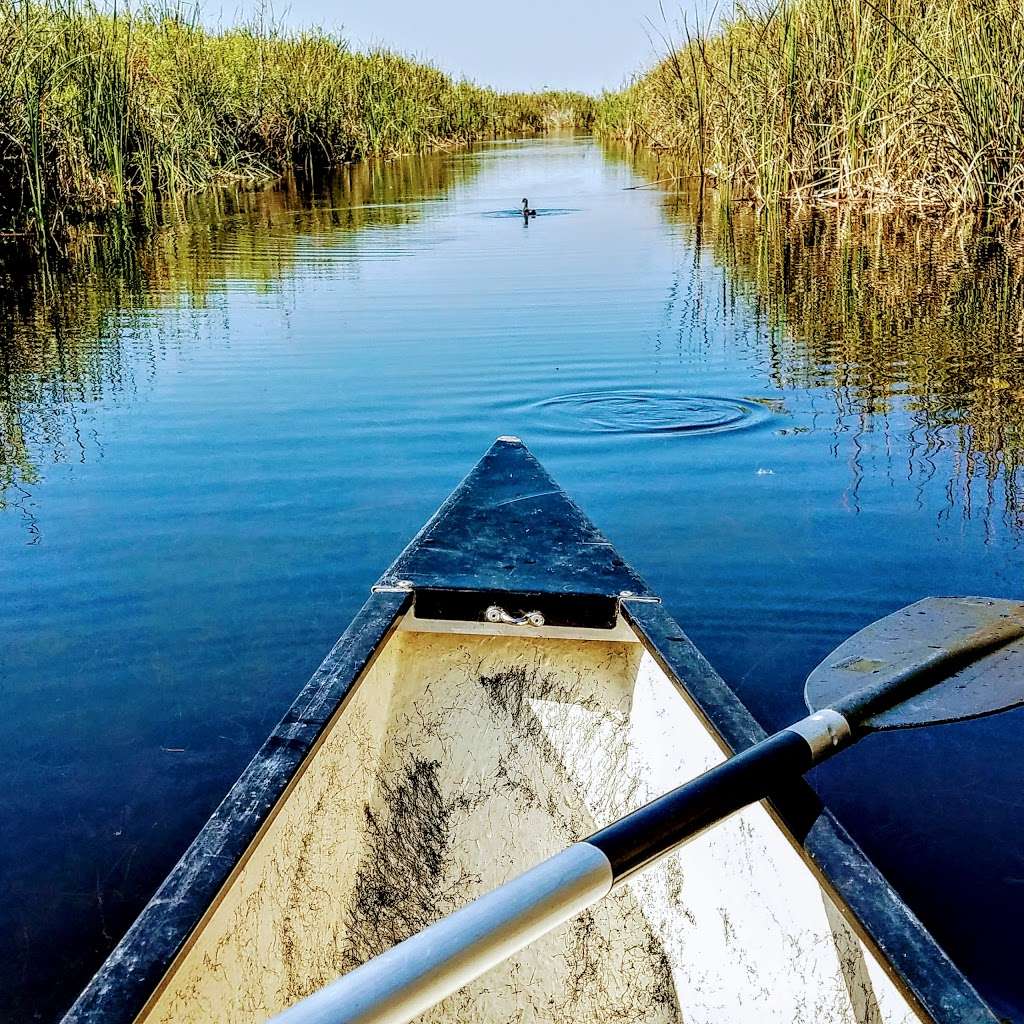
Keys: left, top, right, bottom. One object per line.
{"left": 271, "top": 596, "right": 1024, "bottom": 1024}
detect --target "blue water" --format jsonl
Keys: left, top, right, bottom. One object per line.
{"left": 2, "top": 136, "right": 1023, "bottom": 1020}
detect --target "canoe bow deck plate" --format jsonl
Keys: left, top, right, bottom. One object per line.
{"left": 375, "top": 437, "right": 654, "bottom": 628}
{"left": 61, "top": 438, "right": 997, "bottom": 1024}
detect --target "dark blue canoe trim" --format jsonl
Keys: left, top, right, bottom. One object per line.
{"left": 61, "top": 589, "right": 411, "bottom": 1024}
{"left": 623, "top": 599, "right": 997, "bottom": 1024}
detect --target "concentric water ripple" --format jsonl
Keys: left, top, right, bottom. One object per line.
{"left": 531, "top": 390, "right": 774, "bottom": 436}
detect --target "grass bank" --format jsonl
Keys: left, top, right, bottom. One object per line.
{"left": 0, "top": 0, "right": 594, "bottom": 243}
{"left": 597, "top": 0, "right": 1024, "bottom": 215}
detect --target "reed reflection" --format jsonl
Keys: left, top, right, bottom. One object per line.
{"left": 622, "top": 147, "right": 1024, "bottom": 540}
{"left": 0, "top": 150, "right": 483, "bottom": 533}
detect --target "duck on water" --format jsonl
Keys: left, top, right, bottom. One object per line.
{"left": 522, "top": 198, "right": 536, "bottom": 217}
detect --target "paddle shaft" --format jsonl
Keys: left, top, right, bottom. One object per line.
{"left": 269, "top": 710, "right": 850, "bottom": 1024}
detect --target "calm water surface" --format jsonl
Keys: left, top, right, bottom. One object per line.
{"left": 3, "top": 136, "right": 1024, "bottom": 1021}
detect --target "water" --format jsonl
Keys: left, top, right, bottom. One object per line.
{"left": 2, "top": 136, "right": 1024, "bottom": 1022}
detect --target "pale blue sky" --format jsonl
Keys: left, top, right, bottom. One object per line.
{"left": 216, "top": 0, "right": 701, "bottom": 93}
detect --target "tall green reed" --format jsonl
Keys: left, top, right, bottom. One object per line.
{"left": 596, "top": 0, "right": 1024, "bottom": 216}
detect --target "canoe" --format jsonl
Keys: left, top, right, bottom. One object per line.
{"left": 62, "top": 437, "right": 995, "bottom": 1024}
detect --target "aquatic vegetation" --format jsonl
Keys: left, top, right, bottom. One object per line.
{"left": 0, "top": 0, "right": 594, "bottom": 243}
{"left": 597, "top": 0, "right": 1024, "bottom": 215}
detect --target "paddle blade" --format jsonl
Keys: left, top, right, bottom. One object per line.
{"left": 805, "top": 597, "right": 1024, "bottom": 730}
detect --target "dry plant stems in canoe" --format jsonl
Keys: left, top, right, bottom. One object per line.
{"left": 61, "top": 439, "right": 1011, "bottom": 1024}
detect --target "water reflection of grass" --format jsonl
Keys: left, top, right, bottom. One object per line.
{"left": 629, "top": 145, "right": 1024, "bottom": 531}
{"left": 733, "top": 208, "right": 1024, "bottom": 529}
{"left": 0, "top": 153, "right": 481, "bottom": 528}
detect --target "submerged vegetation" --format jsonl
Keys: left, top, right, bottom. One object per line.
{"left": 0, "top": 0, "right": 594, "bottom": 242}
{"left": 597, "top": 0, "right": 1024, "bottom": 215}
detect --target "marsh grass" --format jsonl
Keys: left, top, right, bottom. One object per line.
{"left": 0, "top": 0, "right": 594, "bottom": 242}
{"left": 597, "top": 0, "right": 1024, "bottom": 215}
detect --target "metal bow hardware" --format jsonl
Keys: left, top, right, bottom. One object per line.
{"left": 485, "top": 605, "right": 545, "bottom": 627}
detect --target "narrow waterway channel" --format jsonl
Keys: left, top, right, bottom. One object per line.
{"left": 3, "top": 135, "right": 1024, "bottom": 1022}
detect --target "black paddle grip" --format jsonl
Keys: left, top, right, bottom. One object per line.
{"left": 586, "top": 728, "right": 813, "bottom": 884}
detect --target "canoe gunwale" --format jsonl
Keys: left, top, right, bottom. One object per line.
{"left": 59, "top": 437, "right": 998, "bottom": 1024}
{"left": 60, "top": 588, "right": 412, "bottom": 1024}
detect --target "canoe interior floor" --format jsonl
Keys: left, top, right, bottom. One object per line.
{"left": 137, "top": 621, "right": 924, "bottom": 1024}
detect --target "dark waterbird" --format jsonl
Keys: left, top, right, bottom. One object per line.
{"left": 521, "top": 198, "right": 536, "bottom": 217}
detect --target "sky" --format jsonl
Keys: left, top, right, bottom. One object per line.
{"left": 217, "top": 0, "right": 700, "bottom": 93}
